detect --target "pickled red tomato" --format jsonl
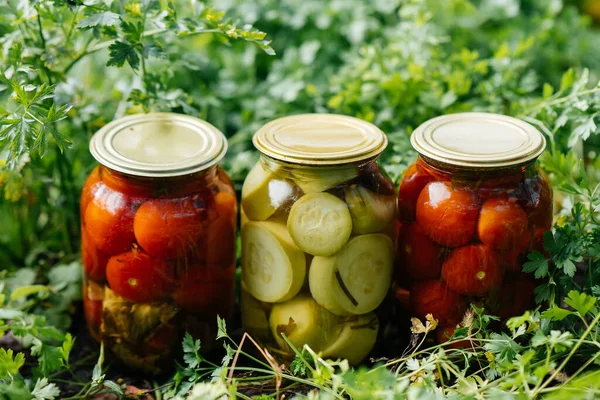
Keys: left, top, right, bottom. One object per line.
{"left": 106, "top": 249, "right": 174, "bottom": 303}
{"left": 100, "top": 168, "right": 155, "bottom": 198}
{"left": 477, "top": 198, "right": 528, "bottom": 250}
{"left": 476, "top": 172, "right": 523, "bottom": 200}
{"left": 133, "top": 196, "right": 206, "bottom": 259}
{"left": 80, "top": 166, "right": 101, "bottom": 216}
{"left": 410, "top": 280, "right": 466, "bottom": 326}
{"left": 416, "top": 182, "right": 480, "bottom": 247}
{"left": 397, "top": 162, "right": 432, "bottom": 221}
{"left": 173, "top": 265, "right": 234, "bottom": 311}
{"left": 442, "top": 244, "right": 504, "bottom": 296}
{"left": 84, "top": 186, "right": 137, "bottom": 255}
{"left": 504, "top": 227, "right": 547, "bottom": 272}
{"left": 400, "top": 223, "right": 445, "bottom": 280}
{"left": 203, "top": 192, "right": 237, "bottom": 265}
{"left": 81, "top": 228, "right": 110, "bottom": 281}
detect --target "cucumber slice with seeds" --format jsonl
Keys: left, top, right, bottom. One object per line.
{"left": 241, "top": 221, "right": 306, "bottom": 303}
{"left": 309, "top": 234, "right": 393, "bottom": 315}
{"left": 269, "top": 295, "right": 338, "bottom": 351}
{"left": 242, "top": 162, "right": 297, "bottom": 221}
{"left": 309, "top": 256, "right": 351, "bottom": 316}
{"left": 335, "top": 234, "right": 393, "bottom": 314}
{"left": 291, "top": 167, "right": 358, "bottom": 194}
{"left": 344, "top": 185, "right": 396, "bottom": 234}
{"left": 241, "top": 289, "right": 271, "bottom": 341}
{"left": 287, "top": 193, "right": 352, "bottom": 256}
{"left": 322, "top": 313, "right": 379, "bottom": 364}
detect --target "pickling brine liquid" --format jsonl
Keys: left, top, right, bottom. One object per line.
{"left": 82, "top": 166, "right": 237, "bottom": 374}
{"left": 82, "top": 113, "right": 236, "bottom": 374}
{"left": 395, "top": 159, "right": 552, "bottom": 344}
{"left": 392, "top": 113, "right": 552, "bottom": 346}
{"left": 240, "top": 158, "right": 396, "bottom": 364}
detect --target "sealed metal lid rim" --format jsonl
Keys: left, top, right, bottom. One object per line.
{"left": 411, "top": 112, "right": 546, "bottom": 169}
{"left": 89, "top": 112, "right": 228, "bottom": 178}
{"left": 253, "top": 113, "right": 388, "bottom": 166}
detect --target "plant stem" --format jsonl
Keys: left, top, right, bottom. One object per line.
{"left": 519, "top": 88, "right": 600, "bottom": 117}
{"left": 51, "top": 378, "right": 86, "bottom": 386}
{"left": 532, "top": 311, "right": 600, "bottom": 396}
{"left": 62, "top": 28, "right": 221, "bottom": 75}
{"left": 541, "top": 351, "right": 600, "bottom": 393}
{"left": 36, "top": 10, "right": 53, "bottom": 86}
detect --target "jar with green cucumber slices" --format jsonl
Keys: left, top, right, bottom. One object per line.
{"left": 240, "top": 114, "right": 396, "bottom": 364}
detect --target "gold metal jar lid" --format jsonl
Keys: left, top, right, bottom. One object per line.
{"left": 411, "top": 112, "right": 546, "bottom": 169}
{"left": 253, "top": 114, "right": 387, "bottom": 165}
{"left": 89, "top": 113, "right": 228, "bottom": 178}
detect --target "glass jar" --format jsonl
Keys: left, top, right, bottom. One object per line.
{"left": 240, "top": 114, "right": 396, "bottom": 364}
{"left": 81, "top": 113, "right": 236, "bottom": 374}
{"left": 395, "top": 113, "right": 552, "bottom": 343}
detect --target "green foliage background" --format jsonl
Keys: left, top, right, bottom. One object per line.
{"left": 1, "top": 0, "right": 600, "bottom": 399}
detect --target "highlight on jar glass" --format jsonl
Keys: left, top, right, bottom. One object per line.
{"left": 81, "top": 113, "right": 236, "bottom": 374}
{"left": 240, "top": 114, "right": 396, "bottom": 364}
{"left": 395, "top": 113, "right": 552, "bottom": 343}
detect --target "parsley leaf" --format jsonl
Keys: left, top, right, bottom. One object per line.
{"left": 564, "top": 291, "right": 597, "bottom": 317}
{"left": 31, "top": 340, "right": 63, "bottom": 377}
{"left": 58, "top": 333, "right": 74, "bottom": 367}
{"left": 0, "top": 349, "right": 25, "bottom": 379}
{"left": 216, "top": 316, "right": 227, "bottom": 340}
{"left": 484, "top": 333, "right": 523, "bottom": 363}
{"left": 290, "top": 348, "right": 314, "bottom": 378}
{"left": 31, "top": 378, "right": 60, "bottom": 400}
{"left": 106, "top": 40, "right": 140, "bottom": 70}
{"left": 541, "top": 306, "right": 574, "bottom": 321}
{"left": 182, "top": 333, "right": 202, "bottom": 369}
{"left": 76, "top": 12, "right": 120, "bottom": 28}
{"left": 523, "top": 251, "right": 550, "bottom": 278}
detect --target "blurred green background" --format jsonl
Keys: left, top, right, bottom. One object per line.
{"left": 0, "top": 0, "right": 599, "bottom": 303}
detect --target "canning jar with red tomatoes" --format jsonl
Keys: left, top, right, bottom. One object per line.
{"left": 241, "top": 114, "right": 396, "bottom": 364}
{"left": 81, "top": 113, "right": 236, "bottom": 374}
{"left": 395, "top": 113, "right": 552, "bottom": 342}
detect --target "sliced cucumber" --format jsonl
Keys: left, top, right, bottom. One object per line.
{"left": 344, "top": 185, "right": 396, "bottom": 234}
{"left": 269, "top": 295, "right": 338, "bottom": 351}
{"left": 302, "top": 253, "right": 314, "bottom": 289}
{"left": 322, "top": 313, "right": 379, "bottom": 364}
{"left": 242, "top": 162, "right": 297, "bottom": 221}
{"left": 287, "top": 193, "right": 352, "bottom": 256}
{"left": 241, "top": 221, "right": 306, "bottom": 303}
{"left": 240, "top": 209, "right": 250, "bottom": 229}
{"left": 241, "top": 289, "right": 271, "bottom": 341}
{"left": 309, "top": 256, "right": 351, "bottom": 316}
{"left": 291, "top": 166, "right": 357, "bottom": 194}
{"left": 309, "top": 234, "right": 393, "bottom": 315}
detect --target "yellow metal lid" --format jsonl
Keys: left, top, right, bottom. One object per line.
{"left": 253, "top": 114, "right": 387, "bottom": 165}
{"left": 411, "top": 112, "right": 546, "bottom": 168}
{"left": 89, "top": 113, "right": 227, "bottom": 177}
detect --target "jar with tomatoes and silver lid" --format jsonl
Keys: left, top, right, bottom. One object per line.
{"left": 395, "top": 112, "right": 552, "bottom": 344}
{"left": 240, "top": 114, "right": 396, "bottom": 364}
{"left": 81, "top": 113, "right": 237, "bottom": 374}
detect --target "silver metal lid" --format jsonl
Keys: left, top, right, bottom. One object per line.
{"left": 89, "top": 113, "right": 228, "bottom": 177}
{"left": 411, "top": 112, "right": 546, "bottom": 168}
{"left": 253, "top": 114, "right": 387, "bottom": 165}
